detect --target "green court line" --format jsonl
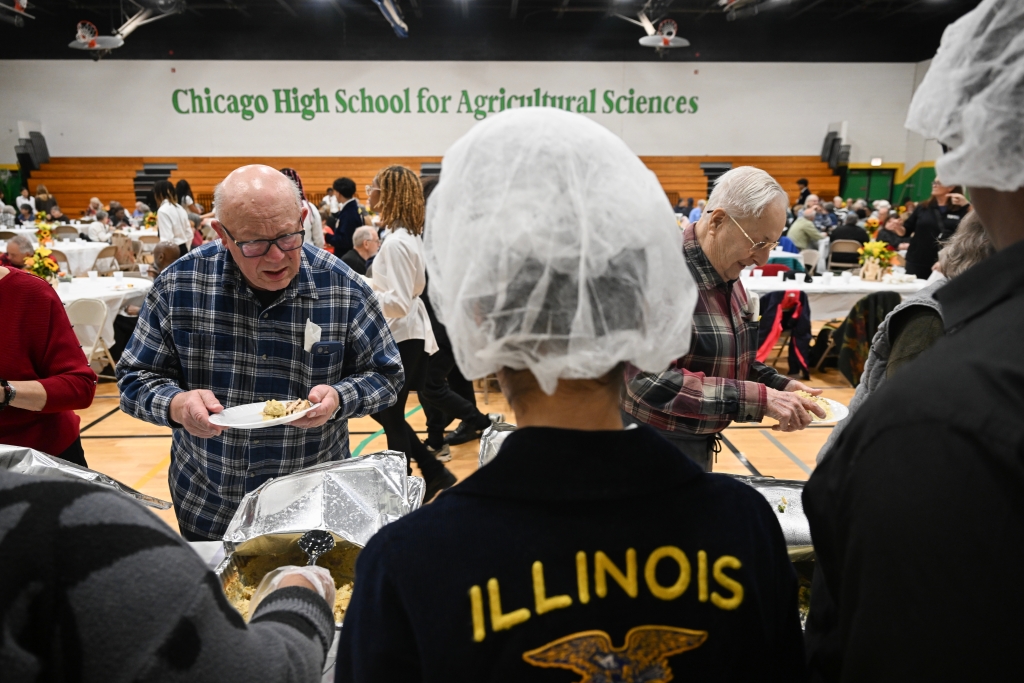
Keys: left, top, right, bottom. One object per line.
{"left": 352, "top": 404, "right": 423, "bottom": 457}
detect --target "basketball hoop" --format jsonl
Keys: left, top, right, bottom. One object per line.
{"left": 76, "top": 20, "right": 98, "bottom": 48}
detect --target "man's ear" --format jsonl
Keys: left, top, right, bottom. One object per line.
{"left": 705, "top": 208, "right": 724, "bottom": 236}
{"left": 210, "top": 219, "right": 227, "bottom": 242}
{"left": 300, "top": 205, "right": 308, "bottom": 226}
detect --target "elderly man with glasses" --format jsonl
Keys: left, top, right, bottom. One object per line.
{"left": 622, "top": 166, "right": 824, "bottom": 471}
{"left": 117, "top": 165, "right": 403, "bottom": 540}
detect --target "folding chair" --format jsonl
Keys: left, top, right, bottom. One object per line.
{"left": 53, "top": 225, "right": 80, "bottom": 240}
{"left": 48, "top": 249, "right": 70, "bottom": 274}
{"left": 827, "top": 240, "right": 862, "bottom": 271}
{"left": 65, "top": 298, "right": 118, "bottom": 380}
{"left": 0, "top": 231, "right": 16, "bottom": 240}
{"left": 800, "top": 249, "right": 820, "bottom": 275}
{"left": 92, "top": 245, "right": 120, "bottom": 276}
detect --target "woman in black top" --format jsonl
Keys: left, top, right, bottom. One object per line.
{"left": 903, "top": 179, "right": 970, "bottom": 278}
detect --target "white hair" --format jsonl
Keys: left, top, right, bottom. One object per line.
{"left": 213, "top": 167, "right": 301, "bottom": 222}
{"left": 352, "top": 226, "right": 376, "bottom": 247}
{"left": 704, "top": 166, "right": 788, "bottom": 220}
{"left": 7, "top": 234, "right": 33, "bottom": 252}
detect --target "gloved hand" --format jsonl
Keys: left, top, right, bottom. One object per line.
{"left": 249, "top": 565, "right": 336, "bottom": 615}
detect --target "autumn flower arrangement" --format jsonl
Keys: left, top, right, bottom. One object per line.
{"left": 35, "top": 224, "right": 53, "bottom": 245}
{"left": 858, "top": 240, "right": 896, "bottom": 281}
{"left": 143, "top": 212, "right": 158, "bottom": 228}
{"left": 23, "top": 246, "right": 60, "bottom": 282}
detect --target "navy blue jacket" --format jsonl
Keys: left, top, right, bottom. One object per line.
{"left": 330, "top": 199, "right": 364, "bottom": 254}
{"left": 336, "top": 425, "right": 805, "bottom": 682}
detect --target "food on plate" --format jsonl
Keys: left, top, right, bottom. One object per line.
{"left": 796, "top": 391, "right": 835, "bottom": 422}
{"left": 261, "top": 398, "right": 311, "bottom": 421}
{"left": 222, "top": 542, "right": 360, "bottom": 623}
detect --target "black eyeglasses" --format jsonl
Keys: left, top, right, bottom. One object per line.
{"left": 220, "top": 223, "right": 305, "bottom": 258}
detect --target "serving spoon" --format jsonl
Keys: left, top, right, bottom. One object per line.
{"left": 298, "top": 529, "right": 336, "bottom": 566}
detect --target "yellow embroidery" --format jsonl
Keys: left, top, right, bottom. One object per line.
{"left": 522, "top": 625, "right": 708, "bottom": 682}
{"left": 488, "top": 578, "right": 531, "bottom": 631}
{"left": 697, "top": 551, "right": 708, "bottom": 603}
{"left": 643, "top": 546, "right": 690, "bottom": 601}
{"left": 576, "top": 551, "right": 590, "bottom": 605}
{"left": 533, "top": 561, "right": 573, "bottom": 615}
{"left": 711, "top": 556, "right": 744, "bottom": 610}
{"left": 469, "top": 585, "right": 486, "bottom": 643}
{"left": 595, "top": 549, "right": 638, "bottom": 599}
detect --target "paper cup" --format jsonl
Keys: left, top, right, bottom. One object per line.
{"left": 87, "top": 271, "right": 98, "bottom": 281}
{"left": 752, "top": 269, "right": 764, "bottom": 278}
{"left": 841, "top": 271, "right": 852, "bottom": 283}
{"left": 113, "top": 271, "right": 124, "bottom": 281}
{"left": 741, "top": 269, "right": 751, "bottom": 278}
{"left": 822, "top": 272, "right": 834, "bottom": 284}
{"left": 138, "top": 264, "right": 150, "bottom": 276}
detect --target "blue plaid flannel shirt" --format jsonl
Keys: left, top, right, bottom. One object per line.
{"left": 117, "top": 242, "right": 403, "bottom": 537}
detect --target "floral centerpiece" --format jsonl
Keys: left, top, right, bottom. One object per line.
{"left": 143, "top": 212, "right": 158, "bottom": 228}
{"left": 864, "top": 216, "right": 880, "bottom": 239}
{"left": 23, "top": 247, "right": 60, "bottom": 285}
{"left": 35, "top": 211, "right": 47, "bottom": 223}
{"left": 35, "top": 223, "right": 54, "bottom": 245}
{"left": 858, "top": 240, "right": 896, "bottom": 281}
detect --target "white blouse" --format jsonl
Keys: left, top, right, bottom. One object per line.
{"left": 157, "top": 199, "right": 191, "bottom": 246}
{"left": 87, "top": 221, "right": 112, "bottom": 243}
{"left": 301, "top": 199, "right": 325, "bottom": 249}
{"left": 371, "top": 226, "right": 437, "bottom": 353}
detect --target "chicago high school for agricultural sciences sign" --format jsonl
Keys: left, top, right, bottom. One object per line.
{"left": 171, "top": 86, "right": 701, "bottom": 121}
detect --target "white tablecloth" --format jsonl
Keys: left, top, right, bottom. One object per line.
{"left": 124, "top": 228, "right": 158, "bottom": 239}
{"left": 0, "top": 227, "right": 40, "bottom": 242}
{"left": 46, "top": 242, "right": 110, "bottom": 276}
{"left": 58, "top": 277, "right": 153, "bottom": 347}
{"left": 743, "top": 275, "right": 929, "bottom": 320}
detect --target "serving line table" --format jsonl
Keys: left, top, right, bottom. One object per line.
{"left": 58, "top": 276, "right": 153, "bottom": 347}
{"left": 742, "top": 274, "right": 930, "bottom": 320}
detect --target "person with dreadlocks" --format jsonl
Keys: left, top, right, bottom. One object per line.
{"left": 367, "top": 165, "right": 456, "bottom": 500}
{"left": 280, "top": 167, "right": 326, "bottom": 249}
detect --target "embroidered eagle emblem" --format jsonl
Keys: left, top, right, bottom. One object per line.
{"left": 522, "top": 625, "right": 708, "bottom": 683}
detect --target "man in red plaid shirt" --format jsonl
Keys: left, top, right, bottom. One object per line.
{"left": 623, "top": 167, "right": 824, "bottom": 470}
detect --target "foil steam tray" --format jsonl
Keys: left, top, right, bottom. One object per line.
{"left": 0, "top": 444, "right": 172, "bottom": 509}
{"left": 478, "top": 422, "right": 518, "bottom": 468}
{"left": 722, "top": 474, "right": 813, "bottom": 562}
{"left": 222, "top": 450, "right": 425, "bottom": 556}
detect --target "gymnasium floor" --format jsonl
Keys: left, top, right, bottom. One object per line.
{"left": 77, "top": 363, "right": 854, "bottom": 534}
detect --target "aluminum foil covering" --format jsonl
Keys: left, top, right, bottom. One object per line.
{"left": 478, "top": 422, "right": 518, "bottom": 468}
{"left": 223, "top": 451, "right": 424, "bottom": 556}
{"left": 0, "top": 443, "right": 172, "bottom": 509}
{"left": 723, "top": 474, "right": 813, "bottom": 561}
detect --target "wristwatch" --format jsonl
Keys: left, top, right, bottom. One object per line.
{"left": 0, "top": 379, "right": 14, "bottom": 411}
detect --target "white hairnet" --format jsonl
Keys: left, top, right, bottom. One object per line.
{"left": 905, "top": 0, "right": 1024, "bottom": 191}
{"left": 424, "top": 108, "right": 697, "bottom": 395}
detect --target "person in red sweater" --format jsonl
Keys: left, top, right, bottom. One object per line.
{"left": 0, "top": 266, "right": 97, "bottom": 465}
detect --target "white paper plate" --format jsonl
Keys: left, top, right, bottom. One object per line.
{"left": 209, "top": 401, "right": 319, "bottom": 429}
{"left": 810, "top": 398, "right": 849, "bottom": 424}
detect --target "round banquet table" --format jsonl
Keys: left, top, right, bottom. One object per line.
{"left": 742, "top": 274, "right": 930, "bottom": 320}
{"left": 58, "top": 276, "right": 153, "bottom": 348}
{"left": 0, "top": 227, "right": 41, "bottom": 242}
{"left": 45, "top": 241, "right": 110, "bottom": 277}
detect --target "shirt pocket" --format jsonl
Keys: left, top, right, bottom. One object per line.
{"left": 301, "top": 349, "right": 343, "bottom": 391}
{"left": 172, "top": 330, "right": 238, "bottom": 394}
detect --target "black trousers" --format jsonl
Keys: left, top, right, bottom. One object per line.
{"left": 56, "top": 437, "right": 88, "bottom": 468}
{"left": 419, "top": 338, "right": 485, "bottom": 447}
{"left": 371, "top": 339, "right": 442, "bottom": 478}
